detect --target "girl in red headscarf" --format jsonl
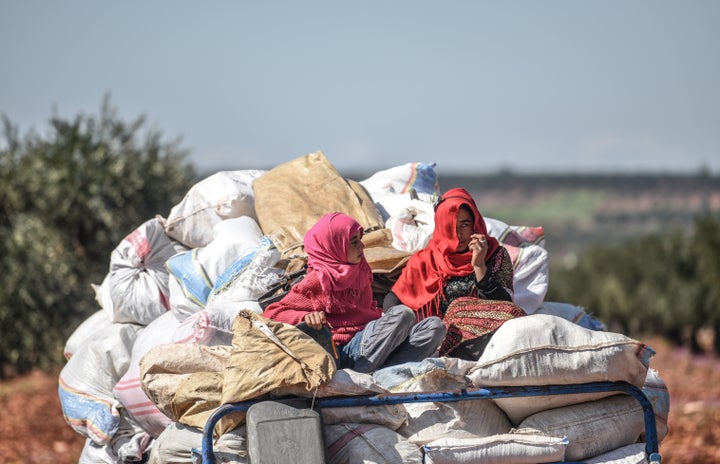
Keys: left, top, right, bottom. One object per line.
{"left": 264, "top": 212, "right": 445, "bottom": 373}
{"left": 383, "top": 188, "right": 525, "bottom": 359}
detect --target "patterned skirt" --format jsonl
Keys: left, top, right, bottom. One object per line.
{"left": 440, "top": 297, "right": 526, "bottom": 358}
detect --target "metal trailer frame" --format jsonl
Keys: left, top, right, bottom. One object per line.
{"left": 199, "top": 380, "right": 661, "bottom": 464}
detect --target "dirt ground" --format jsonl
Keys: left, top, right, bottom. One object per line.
{"left": 0, "top": 336, "right": 718, "bottom": 464}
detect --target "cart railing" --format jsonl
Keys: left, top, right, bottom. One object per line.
{"left": 199, "top": 380, "right": 661, "bottom": 464}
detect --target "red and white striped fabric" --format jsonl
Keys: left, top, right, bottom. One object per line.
{"left": 112, "top": 309, "right": 222, "bottom": 437}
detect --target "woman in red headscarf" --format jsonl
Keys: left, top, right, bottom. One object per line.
{"left": 264, "top": 212, "right": 445, "bottom": 373}
{"left": 383, "top": 188, "right": 525, "bottom": 360}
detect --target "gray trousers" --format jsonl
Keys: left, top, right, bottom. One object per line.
{"left": 340, "top": 305, "right": 446, "bottom": 373}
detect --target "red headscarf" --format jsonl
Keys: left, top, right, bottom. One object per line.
{"left": 391, "top": 188, "right": 499, "bottom": 318}
{"left": 304, "top": 212, "right": 375, "bottom": 313}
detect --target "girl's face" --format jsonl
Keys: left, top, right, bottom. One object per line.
{"left": 455, "top": 206, "right": 474, "bottom": 252}
{"left": 347, "top": 230, "right": 365, "bottom": 264}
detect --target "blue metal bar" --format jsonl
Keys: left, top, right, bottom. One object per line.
{"left": 201, "top": 380, "right": 660, "bottom": 464}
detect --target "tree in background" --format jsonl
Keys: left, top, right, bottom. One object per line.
{"left": 547, "top": 214, "right": 720, "bottom": 355}
{"left": 0, "top": 97, "right": 196, "bottom": 377}
{"left": 690, "top": 215, "right": 720, "bottom": 354}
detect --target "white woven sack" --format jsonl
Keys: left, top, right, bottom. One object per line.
{"left": 385, "top": 201, "right": 435, "bottom": 252}
{"left": 79, "top": 438, "right": 116, "bottom": 464}
{"left": 147, "top": 422, "right": 248, "bottom": 464}
{"left": 398, "top": 399, "right": 512, "bottom": 446}
{"left": 642, "top": 368, "right": 669, "bottom": 443}
{"left": 206, "top": 236, "right": 283, "bottom": 308}
{"left": 200, "top": 302, "right": 258, "bottom": 346}
{"left": 509, "top": 243, "right": 549, "bottom": 314}
{"left": 369, "top": 191, "right": 412, "bottom": 222}
{"left": 203, "top": 216, "right": 265, "bottom": 283}
{"left": 485, "top": 217, "right": 548, "bottom": 314}
{"left": 59, "top": 322, "right": 142, "bottom": 445}
{"left": 423, "top": 432, "right": 568, "bottom": 464}
{"left": 368, "top": 190, "right": 435, "bottom": 224}
{"left": 372, "top": 358, "right": 511, "bottom": 445}
{"left": 94, "top": 218, "right": 187, "bottom": 325}
{"left": 359, "top": 162, "right": 438, "bottom": 197}
{"left": 585, "top": 443, "right": 648, "bottom": 464}
{"left": 167, "top": 276, "right": 204, "bottom": 322}
{"left": 275, "top": 367, "right": 387, "bottom": 398}
{"left": 167, "top": 216, "right": 265, "bottom": 321}
{"left": 518, "top": 395, "right": 645, "bottom": 461}
{"left": 269, "top": 367, "right": 407, "bottom": 429}
{"left": 467, "top": 314, "right": 654, "bottom": 424}
{"left": 167, "top": 266, "right": 265, "bottom": 326}
{"left": 373, "top": 357, "right": 474, "bottom": 392}
{"left": 536, "top": 301, "right": 607, "bottom": 330}
{"left": 78, "top": 425, "right": 152, "bottom": 464}
{"left": 324, "top": 423, "right": 423, "bottom": 464}
{"left": 316, "top": 369, "right": 386, "bottom": 397}
{"left": 161, "top": 169, "right": 265, "bottom": 249}
{"left": 113, "top": 312, "right": 182, "bottom": 438}
{"left": 64, "top": 310, "right": 113, "bottom": 360}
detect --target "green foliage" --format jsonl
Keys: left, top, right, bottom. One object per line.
{"left": 547, "top": 214, "right": 720, "bottom": 353}
{"left": 0, "top": 96, "right": 196, "bottom": 376}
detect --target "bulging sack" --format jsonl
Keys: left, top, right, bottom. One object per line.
{"left": 467, "top": 314, "right": 654, "bottom": 424}
{"left": 161, "top": 169, "right": 265, "bottom": 249}
{"left": 518, "top": 395, "right": 645, "bottom": 461}
{"left": 220, "top": 310, "right": 337, "bottom": 405}
{"left": 141, "top": 310, "right": 337, "bottom": 436}
{"left": 251, "top": 151, "right": 390, "bottom": 268}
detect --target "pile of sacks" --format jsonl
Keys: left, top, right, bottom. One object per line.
{"left": 59, "top": 152, "right": 669, "bottom": 463}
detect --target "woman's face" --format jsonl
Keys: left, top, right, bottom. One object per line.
{"left": 455, "top": 206, "right": 474, "bottom": 252}
{"left": 347, "top": 229, "right": 365, "bottom": 264}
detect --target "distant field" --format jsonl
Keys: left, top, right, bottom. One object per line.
{"left": 480, "top": 189, "right": 606, "bottom": 224}
{"left": 416, "top": 171, "right": 720, "bottom": 264}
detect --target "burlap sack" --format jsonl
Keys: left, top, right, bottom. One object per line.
{"left": 216, "top": 310, "right": 337, "bottom": 435}
{"left": 220, "top": 310, "right": 336, "bottom": 405}
{"left": 140, "top": 310, "right": 336, "bottom": 436}
{"left": 252, "top": 151, "right": 411, "bottom": 273}
{"left": 139, "top": 344, "right": 231, "bottom": 431}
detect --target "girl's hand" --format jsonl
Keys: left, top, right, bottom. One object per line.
{"left": 304, "top": 311, "right": 327, "bottom": 330}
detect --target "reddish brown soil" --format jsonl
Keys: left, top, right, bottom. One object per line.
{"left": 0, "top": 336, "right": 717, "bottom": 463}
{"left": 0, "top": 369, "right": 85, "bottom": 464}
{"left": 643, "top": 337, "right": 720, "bottom": 463}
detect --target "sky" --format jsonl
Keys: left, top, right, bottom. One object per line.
{"left": 1, "top": 1, "right": 719, "bottom": 176}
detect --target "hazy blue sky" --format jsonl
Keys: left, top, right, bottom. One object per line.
{"left": 2, "top": 1, "right": 719, "bottom": 175}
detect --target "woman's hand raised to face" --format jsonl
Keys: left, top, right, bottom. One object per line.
{"left": 469, "top": 234, "right": 488, "bottom": 280}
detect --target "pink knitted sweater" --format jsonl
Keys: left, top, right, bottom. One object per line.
{"left": 263, "top": 270, "right": 382, "bottom": 346}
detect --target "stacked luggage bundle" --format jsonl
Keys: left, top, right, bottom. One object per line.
{"left": 59, "top": 152, "right": 668, "bottom": 463}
